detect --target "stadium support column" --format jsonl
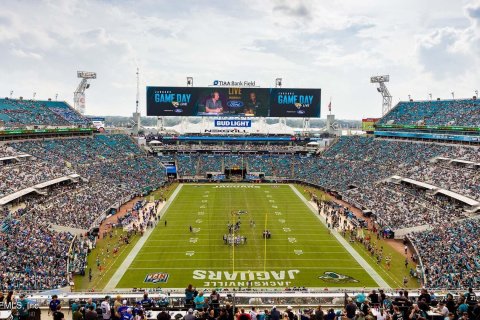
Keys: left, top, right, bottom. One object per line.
{"left": 156, "top": 117, "right": 164, "bottom": 132}
{"left": 326, "top": 114, "right": 338, "bottom": 135}
{"left": 302, "top": 118, "right": 310, "bottom": 135}
{"left": 132, "top": 112, "right": 141, "bottom": 135}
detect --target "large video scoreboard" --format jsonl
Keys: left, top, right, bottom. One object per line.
{"left": 146, "top": 86, "right": 321, "bottom": 118}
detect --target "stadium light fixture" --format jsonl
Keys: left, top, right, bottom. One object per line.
{"left": 408, "top": 94, "right": 411, "bottom": 100}
{"left": 451, "top": 91, "right": 455, "bottom": 100}
{"left": 33, "top": 92, "right": 36, "bottom": 100}
{"left": 77, "top": 71, "right": 97, "bottom": 79}
{"left": 370, "top": 74, "right": 392, "bottom": 115}
{"left": 275, "top": 78, "right": 282, "bottom": 88}
{"left": 370, "top": 75, "right": 389, "bottom": 83}
{"left": 9, "top": 90, "right": 13, "bottom": 99}
{"left": 55, "top": 93, "right": 58, "bottom": 101}
{"left": 475, "top": 90, "right": 478, "bottom": 96}
{"left": 187, "top": 77, "right": 193, "bottom": 87}
{"left": 429, "top": 93, "right": 432, "bottom": 100}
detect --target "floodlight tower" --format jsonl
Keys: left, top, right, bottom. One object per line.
{"left": 370, "top": 75, "right": 392, "bottom": 116}
{"left": 74, "top": 71, "right": 96, "bottom": 115}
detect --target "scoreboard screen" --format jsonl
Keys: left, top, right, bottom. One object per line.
{"left": 146, "top": 86, "right": 321, "bottom": 118}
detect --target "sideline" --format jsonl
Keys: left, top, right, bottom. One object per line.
{"left": 104, "top": 184, "right": 184, "bottom": 290}
{"left": 289, "top": 184, "right": 391, "bottom": 289}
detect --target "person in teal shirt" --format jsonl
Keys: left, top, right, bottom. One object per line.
{"left": 85, "top": 298, "right": 96, "bottom": 311}
{"left": 356, "top": 291, "right": 366, "bottom": 307}
{"left": 17, "top": 294, "right": 29, "bottom": 320}
{"left": 71, "top": 299, "right": 80, "bottom": 312}
{"left": 194, "top": 291, "right": 205, "bottom": 310}
{"left": 457, "top": 298, "right": 469, "bottom": 316}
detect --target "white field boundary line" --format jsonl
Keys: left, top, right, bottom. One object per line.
{"left": 127, "top": 266, "right": 367, "bottom": 270}
{"left": 288, "top": 184, "right": 391, "bottom": 289}
{"left": 104, "top": 184, "right": 184, "bottom": 290}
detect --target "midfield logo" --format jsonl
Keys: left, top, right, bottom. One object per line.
{"left": 318, "top": 271, "right": 359, "bottom": 283}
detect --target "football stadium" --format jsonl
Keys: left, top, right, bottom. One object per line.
{"left": 1, "top": 1, "right": 480, "bottom": 320}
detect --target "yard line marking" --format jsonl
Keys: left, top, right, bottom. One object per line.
{"left": 104, "top": 184, "right": 183, "bottom": 290}
{"left": 289, "top": 184, "right": 390, "bottom": 289}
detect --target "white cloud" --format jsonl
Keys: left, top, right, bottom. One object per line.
{"left": 0, "top": 0, "right": 478, "bottom": 119}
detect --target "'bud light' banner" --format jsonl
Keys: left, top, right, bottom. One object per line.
{"left": 146, "top": 87, "right": 320, "bottom": 118}
{"left": 214, "top": 120, "right": 252, "bottom": 127}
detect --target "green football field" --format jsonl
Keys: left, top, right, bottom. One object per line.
{"left": 116, "top": 184, "right": 379, "bottom": 289}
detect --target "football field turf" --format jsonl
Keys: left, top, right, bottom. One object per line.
{"left": 116, "top": 184, "right": 379, "bottom": 288}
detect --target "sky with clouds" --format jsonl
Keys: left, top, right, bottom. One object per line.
{"left": 0, "top": 0, "right": 479, "bottom": 119}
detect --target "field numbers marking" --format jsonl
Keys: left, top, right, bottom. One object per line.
{"left": 294, "top": 250, "right": 303, "bottom": 255}
{"left": 288, "top": 237, "right": 297, "bottom": 243}
{"left": 275, "top": 211, "right": 282, "bottom": 216}
{"left": 186, "top": 251, "right": 195, "bottom": 256}
{"left": 195, "top": 219, "right": 203, "bottom": 224}
{"left": 283, "top": 227, "right": 291, "bottom": 232}
{"left": 189, "top": 238, "right": 198, "bottom": 243}
{"left": 278, "top": 219, "right": 286, "bottom": 224}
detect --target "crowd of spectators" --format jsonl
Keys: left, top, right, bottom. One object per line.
{"left": 3, "top": 135, "right": 167, "bottom": 229}
{"left": 152, "top": 143, "right": 307, "bottom": 152}
{"left": 176, "top": 154, "right": 199, "bottom": 176}
{"left": 0, "top": 98, "right": 90, "bottom": 128}
{"left": 198, "top": 155, "right": 223, "bottom": 174}
{"left": 31, "top": 183, "right": 131, "bottom": 229}
{"left": 377, "top": 98, "right": 480, "bottom": 127}
{"left": 344, "top": 182, "right": 465, "bottom": 230}
{"left": 0, "top": 134, "right": 169, "bottom": 290}
{"left": 0, "top": 160, "right": 74, "bottom": 198}
{"left": 411, "top": 218, "right": 480, "bottom": 288}
{"left": 406, "top": 162, "right": 480, "bottom": 200}
{"left": 0, "top": 215, "right": 73, "bottom": 290}
{"left": 0, "top": 144, "right": 23, "bottom": 157}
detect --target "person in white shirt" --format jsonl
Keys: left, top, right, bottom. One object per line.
{"left": 101, "top": 296, "right": 111, "bottom": 320}
{"left": 435, "top": 302, "right": 449, "bottom": 318}
{"left": 250, "top": 307, "right": 258, "bottom": 320}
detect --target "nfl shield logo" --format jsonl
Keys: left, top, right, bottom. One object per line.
{"left": 144, "top": 273, "right": 170, "bottom": 283}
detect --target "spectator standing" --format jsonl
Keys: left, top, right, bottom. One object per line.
{"left": 53, "top": 305, "right": 65, "bottom": 320}
{"left": 270, "top": 307, "right": 281, "bottom": 320}
{"left": 85, "top": 306, "right": 98, "bottom": 320}
{"left": 184, "top": 309, "right": 195, "bottom": 320}
{"left": 346, "top": 299, "right": 357, "bottom": 320}
{"left": 17, "top": 294, "right": 29, "bottom": 320}
{"left": 194, "top": 291, "right": 205, "bottom": 311}
{"left": 101, "top": 296, "right": 111, "bottom": 320}
{"left": 50, "top": 295, "right": 61, "bottom": 318}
